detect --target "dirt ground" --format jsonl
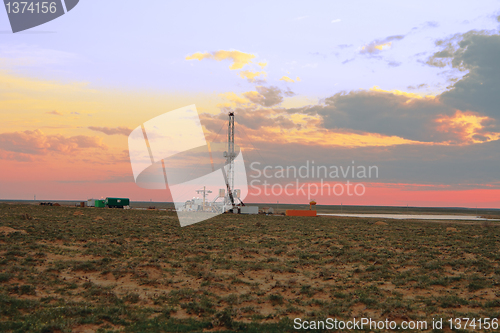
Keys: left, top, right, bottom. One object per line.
{"left": 0, "top": 203, "right": 499, "bottom": 332}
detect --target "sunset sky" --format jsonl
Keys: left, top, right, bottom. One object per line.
{"left": 1, "top": 1, "right": 500, "bottom": 207}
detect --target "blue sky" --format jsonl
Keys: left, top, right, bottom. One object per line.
{"left": 1, "top": 0, "right": 499, "bottom": 97}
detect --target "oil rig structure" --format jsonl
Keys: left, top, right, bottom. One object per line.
{"left": 179, "top": 112, "right": 246, "bottom": 214}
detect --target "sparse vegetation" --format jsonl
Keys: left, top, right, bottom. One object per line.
{"left": 0, "top": 202, "right": 499, "bottom": 332}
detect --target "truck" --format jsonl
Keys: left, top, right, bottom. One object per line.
{"left": 105, "top": 197, "right": 130, "bottom": 208}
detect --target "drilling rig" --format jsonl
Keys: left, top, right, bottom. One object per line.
{"left": 223, "top": 111, "right": 240, "bottom": 211}
{"left": 180, "top": 111, "right": 244, "bottom": 213}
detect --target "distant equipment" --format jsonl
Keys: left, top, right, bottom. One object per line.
{"left": 105, "top": 197, "right": 130, "bottom": 208}
{"left": 240, "top": 206, "right": 259, "bottom": 215}
{"left": 196, "top": 186, "right": 212, "bottom": 211}
{"left": 286, "top": 201, "right": 318, "bottom": 217}
{"left": 261, "top": 207, "right": 274, "bottom": 214}
{"left": 95, "top": 200, "right": 106, "bottom": 208}
{"left": 87, "top": 199, "right": 96, "bottom": 207}
{"left": 286, "top": 210, "right": 317, "bottom": 217}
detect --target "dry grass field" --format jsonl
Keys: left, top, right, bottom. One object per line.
{"left": 0, "top": 203, "right": 499, "bottom": 332}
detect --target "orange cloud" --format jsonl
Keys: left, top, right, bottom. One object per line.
{"left": 376, "top": 42, "right": 391, "bottom": 50}
{"left": 280, "top": 76, "right": 295, "bottom": 83}
{"left": 360, "top": 36, "right": 404, "bottom": 54}
{"left": 243, "top": 86, "right": 285, "bottom": 107}
{"left": 361, "top": 42, "right": 392, "bottom": 53}
{"left": 216, "top": 92, "right": 252, "bottom": 109}
{"left": 436, "top": 110, "right": 500, "bottom": 144}
{"left": 251, "top": 126, "right": 423, "bottom": 147}
{"left": 242, "top": 90, "right": 261, "bottom": 101}
{"left": 239, "top": 70, "right": 266, "bottom": 82}
{"left": 369, "top": 86, "right": 436, "bottom": 100}
{"left": 185, "top": 50, "right": 256, "bottom": 70}
{"left": 258, "top": 61, "right": 268, "bottom": 69}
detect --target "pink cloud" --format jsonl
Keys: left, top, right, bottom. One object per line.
{"left": 46, "top": 110, "right": 63, "bottom": 116}
{"left": 0, "top": 129, "right": 106, "bottom": 156}
{"left": 88, "top": 126, "right": 132, "bottom": 136}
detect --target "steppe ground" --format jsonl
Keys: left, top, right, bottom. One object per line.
{"left": 0, "top": 203, "right": 499, "bottom": 332}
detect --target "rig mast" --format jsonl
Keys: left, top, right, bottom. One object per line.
{"left": 224, "top": 112, "right": 236, "bottom": 209}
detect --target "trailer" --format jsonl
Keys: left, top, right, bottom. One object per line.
{"left": 105, "top": 197, "right": 130, "bottom": 208}
{"left": 95, "top": 200, "right": 106, "bottom": 208}
{"left": 240, "top": 206, "right": 259, "bottom": 214}
{"left": 286, "top": 210, "right": 317, "bottom": 217}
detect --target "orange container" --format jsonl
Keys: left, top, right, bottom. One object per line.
{"left": 285, "top": 210, "right": 317, "bottom": 217}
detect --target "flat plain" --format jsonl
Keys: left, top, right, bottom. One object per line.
{"left": 0, "top": 203, "right": 499, "bottom": 332}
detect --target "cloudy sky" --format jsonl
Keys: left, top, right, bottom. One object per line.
{"left": 1, "top": 1, "right": 500, "bottom": 207}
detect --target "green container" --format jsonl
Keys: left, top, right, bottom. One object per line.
{"left": 105, "top": 197, "right": 130, "bottom": 208}
{"left": 95, "top": 200, "right": 106, "bottom": 208}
